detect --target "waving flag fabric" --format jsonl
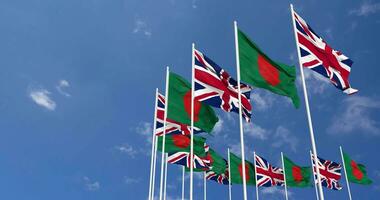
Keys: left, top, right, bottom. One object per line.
{"left": 293, "top": 10, "right": 358, "bottom": 94}
{"left": 167, "top": 151, "right": 210, "bottom": 170}
{"left": 255, "top": 154, "right": 285, "bottom": 187}
{"left": 194, "top": 49, "right": 252, "bottom": 122}
{"left": 157, "top": 135, "right": 208, "bottom": 156}
{"left": 311, "top": 154, "right": 343, "bottom": 190}
{"left": 155, "top": 92, "right": 202, "bottom": 136}
{"left": 205, "top": 167, "right": 229, "bottom": 185}
{"left": 342, "top": 151, "right": 372, "bottom": 185}
{"left": 229, "top": 152, "right": 256, "bottom": 185}
{"left": 283, "top": 155, "right": 312, "bottom": 187}
{"left": 167, "top": 72, "right": 219, "bottom": 133}
{"left": 157, "top": 134, "right": 211, "bottom": 170}
{"left": 238, "top": 29, "right": 300, "bottom": 108}
{"left": 205, "top": 149, "right": 230, "bottom": 185}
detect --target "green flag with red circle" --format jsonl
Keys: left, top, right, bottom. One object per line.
{"left": 283, "top": 155, "right": 312, "bottom": 187}
{"left": 229, "top": 152, "right": 256, "bottom": 185}
{"left": 342, "top": 151, "right": 372, "bottom": 185}
{"left": 238, "top": 29, "right": 300, "bottom": 108}
{"left": 157, "top": 134, "right": 207, "bottom": 157}
{"left": 167, "top": 72, "right": 219, "bottom": 133}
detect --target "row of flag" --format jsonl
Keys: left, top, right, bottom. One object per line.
{"left": 156, "top": 124, "right": 373, "bottom": 189}
{"left": 148, "top": 5, "right": 368, "bottom": 200}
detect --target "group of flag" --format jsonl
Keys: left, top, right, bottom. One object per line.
{"left": 148, "top": 5, "right": 371, "bottom": 200}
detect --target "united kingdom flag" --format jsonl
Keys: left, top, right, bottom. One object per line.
{"left": 205, "top": 163, "right": 230, "bottom": 185}
{"left": 193, "top": 49, "right": 252, "bottom": 122}
{"left": 155, "top": 92, "right": 202, "bottom": 136}
{"left": 311, "top": 154, "right": 343, "bottom": 190}
{"left": 254, "top": 154, "right": 284, "bottom": 187}
{"left": 167, "top": 144, "right": 211, "bottom": 170}
{"left": 293, "top": 10, "right": 358, "bottom": 94}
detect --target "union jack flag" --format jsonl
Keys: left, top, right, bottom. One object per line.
{"left": 205, "top": 162, "right": 230, "bottom": 185}
{"left": 194, "top": 49, "right": 252, "bottom": 122}
{"left": 311, "top": 154, "right": 343, "bottom": 190}
{"left": 293, "top": 10, "right": 358, "bottom": 94}
{"left": 155, "top": 92, "right": 202, "bottom": 136}
{"left": 167, "top": 145, "right": 211, "bottom": 170}
{"left": 254, "top": 154, "right": 284, "bottom": 187}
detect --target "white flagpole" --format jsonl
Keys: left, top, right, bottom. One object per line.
{"left": 281, "top": 152, "right": 289, "bottom": 200}
{"left": 152, "top": 133, "right": 158, "bottom": 200}
{"left": 164, "top": 153, "right": 168, "bottom": 200}
{"left": 149, "top": 89, "right": 159, "bottom": 200}
{"left": 228, "top": 148, "right": 232, "bottom": 200}
{"left": 340, "top": 146, "right": 353, "bottom": 200}
{"left": 204, "top": 171, "right": 207, "bottom": 200}
{"left": 290, "top": 4, "right": 325, "bottom": 200}
{"left": 233, "top": 20, "right": 248, "bottom": 200}
{"left": 190, "top": 43, "right": 195, "bottom": 200}
{"left": 182, "top": 166, "right": 185, "bottom": 200}
{"left": 254, "top": 152, "right": 259, "bottom": 200}
{"left": 310, "top": 150, "right": 320, "bottom": 200}
{"left": 159, "top": 67, "right": 170, "bottom": 200}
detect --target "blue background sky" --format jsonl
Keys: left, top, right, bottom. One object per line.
{"left": 1, "top": 0, "right": 380, "bottom": 199}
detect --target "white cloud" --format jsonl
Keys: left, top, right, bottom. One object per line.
{"left": 244, "top": 122, "right": 269, "bottom": 140}
{"left": 324, "top": 28, "right": 333, "bottom": 39}
{"left": 115, "top": 143, "right": 138, "bottom": 158}
{"left": 350, "top": 1, "right": 380, "bottom": 16}
{"left": 272, "top": 126, "right": 299, "bottom": 152}
{"left": 136, "top": 122, "right": 153, "bottom": 144}
{"left": 328, "top": 96, "right": 380, "bottom": 135}
{"left": 191, "top": 0, "right": 198, "bottom": 8}
{"left": 29, "top": 88, "right": 56, "bottom": 111}
{"left": 83, "top": 176, "right": 100, "bottom": 191}
{"left": 299, "top": 69, "right": 331, "bottom": 95}
{"left": 56, "top": 79, "right": 71, "bottom": 97}
{"left": 213, "top": 118, "right": 224, "bottom": 135}
{"left": 124, "top": 177, "right": 141, "bottom": 184}
{"left": 261, "top": 187, "right": 291, "bottom": 198}
{"left": 133, "top": 19, "right": 152, "bottom": 37}
{"left": 250, "top": 92, "right": 273, "bottom": 111}
{"left": 374, "top": 170, "right": 380, "bottom": 178}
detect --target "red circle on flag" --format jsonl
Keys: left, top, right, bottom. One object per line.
{"left": 184, "top": 91, "right": 201, "bottom": 122}
{"left": 292, "top": 166, "right": 303, "bottom": 183}
{"left": 350, "top": 160, "right": 364, "bottom": 181}
{"left": 172, "top": 135, "right": 190, "bottom": 149}
{"left": 257, "top": 54, "right": 280, "bottom": 86}
{"left": 238, "top": 163, "right": 250, "bottom": 182}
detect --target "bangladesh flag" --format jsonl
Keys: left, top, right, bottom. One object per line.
{"left": 238, "top": 29, "right": 300, "bottom": 108}
{"left": 283, "top": 155, "right": 312, "bottom": 187}
{"left": 207, "top": 149, "right": 228, "bottom": 174}
{"left": 229, "top": 152, "right": 255, "bottom": 185}
{"left": 167, "top": 72, "right": 219, "bottom": 133}
{"left": 342, "top": 151, "right": 372, "bottom": 185}
{"left": 157, "top": 134, "right": 207, "bottom": 157}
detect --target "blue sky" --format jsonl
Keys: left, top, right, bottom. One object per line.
{"left": 0, "top": 0, "right": 380, "bottom": 199}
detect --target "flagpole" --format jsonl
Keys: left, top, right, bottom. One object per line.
{"left": 281, "top": 152, "right": 289, "bottom": 200}
{"left": 228, "top": 148, "right": 232, "bottom": 200}
{"left": 159, "top": 67, "right": 170, "bottom": 200}
{"left": 339, "top": 146, "right": 353, "bottom": 200}
{"left": 310, "top": 150, "right": 320, "bottom": 200}
{"left": 190, "top": 43, "right": 195, "bottom": 200}
{"left": 149, "top": 89, "right": 159, "bottom": 200}
{"left": 152, "top": 132, "right": 158, "bottom": 200}
{"left": 204, "top": 171, "right": 207, "bottom": 200}
{"left": 234, "top": 20, "right": 248, "bottom": 200}
{"left": 182, "top": 166, "right": 185, "bottom": 200}
{"left": 290, "top": 4, "right": 325, "bottom": 200}
{"left": 164, "top": 153, "right": 168, "bottom": 200}
{"left": 254, "top": 151, "right": 259, "bottom": 200}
